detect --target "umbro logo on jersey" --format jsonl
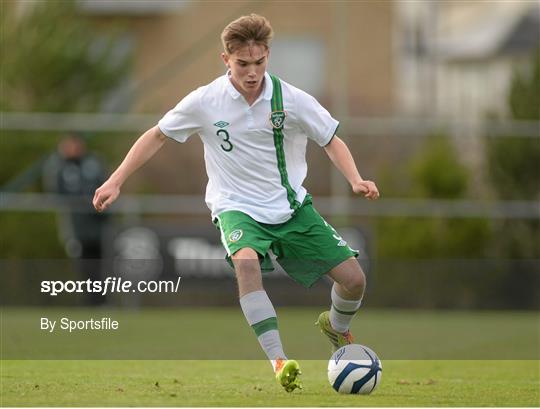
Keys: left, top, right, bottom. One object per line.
{"left": 213, "top": 121, "right": 230, "bottom": 128}
{"left": 269, "top": 111, "right": 286, "bottom": 129}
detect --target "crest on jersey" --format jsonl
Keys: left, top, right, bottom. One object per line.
{"left": 228, "top": 229, "right": 243, "bottom": 242}
{"left": 269, "top": 111, "right": 287, "bottom": 130}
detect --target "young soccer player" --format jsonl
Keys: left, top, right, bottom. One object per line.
{"left": 93, "top": 14, "right": 379, "bottom": 392}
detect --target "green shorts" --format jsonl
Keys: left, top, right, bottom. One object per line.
{"left": 214, "top": 195, "right": 359, "bottom": 288}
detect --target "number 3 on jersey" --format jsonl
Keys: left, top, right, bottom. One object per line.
{"left": 217, "top": 129, "right": 233, "bottom": 152}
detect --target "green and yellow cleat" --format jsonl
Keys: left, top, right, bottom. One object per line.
{"left": 315, "top": 311, "right": 354, "bottom": 352}
{"left": 274, "top": 359, "right": 302, "bottom": 393}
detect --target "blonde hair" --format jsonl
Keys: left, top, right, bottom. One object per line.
{"left": 221, "top": 14, "right": 274, "bottom": 55}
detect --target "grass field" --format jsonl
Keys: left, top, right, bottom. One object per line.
{"left": 1, "top": 307, "right": 539, "bottom": 406}
{"left": 2, "top": 360, "right": 539, "bottom": 406}
{"left": 2, "top": 307, "right": 538, "bottom": 360}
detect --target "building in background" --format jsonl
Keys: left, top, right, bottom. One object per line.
{"left": 75, "top": 0, "right": 395, "bottom": 117}
{"left": 396, "top": 1, "right": 540, "bottom": 120}
{"left": 395, "top": 1, "right": 539, "bottom": 175}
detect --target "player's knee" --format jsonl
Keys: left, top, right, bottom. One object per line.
{"left": 233, "top": 259, "right": 260, "bottom": 277}
{"left": 346, "top": 267, "right": 366, "bottom": 295}
{"left": 233, "top": 258, "right": 263, "bottom": 295}
{"left": 355, "top": 268, "right": 367, "bottom": 292}
{"left": 232, "top": 249, "right": 261, "bottom": 279}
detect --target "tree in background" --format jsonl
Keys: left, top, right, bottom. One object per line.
{"left": 378, "top": 135, "right": 490, "bottom": 259}
{"left": 0, "top": 0, "right": 131, "bottom": 259}
{"left": 374, "top": 136, "right": 492, "bottom": 308}
{"left": 0, "top": 0, "right": 131, "bottom": 182}
{"left": 484, "top": 50, "right": 540, "bottom": 309}
{"left": 486, "top": 50, "right": 540, "bottom": 200}
{"left": 373, "top": 52, "right": 539, "bottom": 309}
{"left": 0, "top": 0, "right": 130, "bottom": 112}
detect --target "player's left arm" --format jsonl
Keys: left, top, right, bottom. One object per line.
{"left": 324, "top": 135, "right": 380, "bottom": 200}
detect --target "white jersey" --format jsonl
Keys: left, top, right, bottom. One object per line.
{"left": 158, "top": 71, "right": 339, "bottom": 224}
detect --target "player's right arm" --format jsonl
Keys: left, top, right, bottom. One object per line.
{"left": 93, "top": 125, "right": 166, "bottom": 212}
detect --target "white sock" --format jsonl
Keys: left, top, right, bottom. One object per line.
{"left": 239, "top": 290, "right": 286, "bottom": 367}
{"left": 329, "top": 284, "right": 362, "bottom": 333}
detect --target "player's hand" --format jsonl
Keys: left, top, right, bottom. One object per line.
{"left": 352, "top": 180, "right": 379, "bottom": 200}
{"left": 93, "top": 180, "right": 120, "bottom": 212}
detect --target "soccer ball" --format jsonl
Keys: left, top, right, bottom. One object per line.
{"left": 327, "top": 344, "right": 382, "bottom": 394}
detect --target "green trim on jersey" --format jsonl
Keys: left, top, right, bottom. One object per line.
{"left": 269, "top": 74, "right": 301, "bottom": 212}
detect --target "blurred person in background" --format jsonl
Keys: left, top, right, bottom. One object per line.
{"left": 93, "top": 14, "right": 379, "bottom": 390}
{"left": 43, "top": 133, "right": 108, "bottom": 306}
